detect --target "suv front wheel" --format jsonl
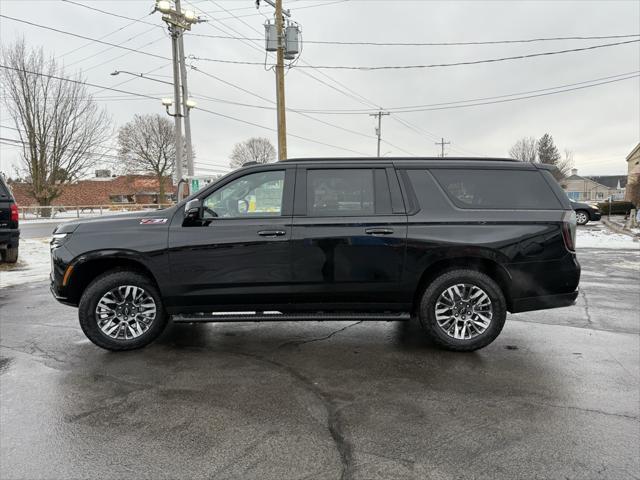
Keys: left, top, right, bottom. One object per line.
{"left": 79, "top": 270, "right": 168, "bottom": 351}
{"left": 419, "top": 269, "right": 506, "bottom": 351}
{"left": 575, "top": 210, "right": 589, "bottom": 226}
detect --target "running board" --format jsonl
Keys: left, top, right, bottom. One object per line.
{"left": 172, "top": 312, "right": 411, "bottom": 323}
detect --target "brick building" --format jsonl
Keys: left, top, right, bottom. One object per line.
{"left": 10, "top": 173, "right": 176, "bottom": 207}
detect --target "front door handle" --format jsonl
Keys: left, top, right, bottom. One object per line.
{"left": 257, "top": 230, "right": 286, "bottom": 237}
{"left": 365, "top": 228, "right": 394, "bottom": 235}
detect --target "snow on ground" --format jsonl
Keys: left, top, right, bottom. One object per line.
{"left": 576, "top": 225, "right": 639, "bottom": 250}
{"left": 0, "top": 238, "right": 51, "bottom": 288}
{"left": 0, "top": 224, "right": 637, "bottom": 289}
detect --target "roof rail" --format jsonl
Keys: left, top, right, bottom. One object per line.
{"left": 281, "top": 156, "right": 519, "bottom": 163}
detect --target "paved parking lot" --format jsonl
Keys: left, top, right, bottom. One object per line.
{"left": 1, "top": 247, "right": 638, "bottom": 480}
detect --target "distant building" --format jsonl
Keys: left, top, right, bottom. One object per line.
{"left": 625, "top": 142, "right": 640, "bottom": 202}
{"left": 560, "top": 169, "right": 626, "bottom": 202}
{"left": 10, "top": 173, "right": 175, "bottom": 206}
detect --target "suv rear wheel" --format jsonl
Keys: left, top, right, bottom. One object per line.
{"left": 418, "top": 269, "right": 506, "bottom": 351}
{"left": 78, "top": 270, "right": 168, "bottom": 351}
{"left": 2, "top": 246, "right": 18, "bottom": 263}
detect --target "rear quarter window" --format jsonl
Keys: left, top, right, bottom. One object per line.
{"left": 431, "top": 169, "right": 562, "bottom": 210}
{"left": 0, "top": 179, "right": 11, "bottom": 199}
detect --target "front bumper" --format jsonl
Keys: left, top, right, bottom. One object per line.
{"left": 591, "top": 211, "right": 602, "bottom": 221}
{"left": 50, "top": 243, "right": 76, "bottom": 306}
{"left": 511, "top": 290, "right": 579, "bottom": 313}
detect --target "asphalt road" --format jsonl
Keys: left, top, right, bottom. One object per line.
{"left": 1, "top": 250, "right": 638, "bottom": 480}
{"left": 19, "top": 221, "right": 60, "bottom": 239}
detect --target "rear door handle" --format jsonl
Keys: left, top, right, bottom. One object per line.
{"left": 257, "top": 230, "right": 286, "bottom": 237}
{"left": 365, "top": 228, "right": 394, "bottom": 235}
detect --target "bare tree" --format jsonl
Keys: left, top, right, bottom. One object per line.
{"left": 117, "top": 114, "right": 189, "bottom": 204}
{"left": 509, "top": 137, "right": 538, "bottom": 163}
{"left": 554, "top": 149, "right": 575, "bottom": 180}
{"left": 230, "top": 137, "right": 276, "bottom": 169}
{"left": 0, "top": 39, "right": 112, "bottom": 211}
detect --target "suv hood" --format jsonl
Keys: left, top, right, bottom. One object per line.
{"left": 54, "top": 207, "right": 178, "bottom": 234}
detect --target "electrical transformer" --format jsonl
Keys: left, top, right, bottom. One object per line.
{"left": 285, "top": 25, "right": 300, "bottom": 56}
{"left": 264, "top": 22, "right": 278, "bottom": 52}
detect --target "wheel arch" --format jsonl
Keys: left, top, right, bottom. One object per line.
{"left": 412, "top": 256, "right": 513, "bottom": 314}
{"left": 65, "top": 252, "right": 160, "bottom": 306}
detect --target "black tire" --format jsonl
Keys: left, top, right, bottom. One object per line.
{"left": 78, "top": 270, "right": 168, "bottom": 351}
{"left": 418, "top": 269, "right": 506, "bottom": 352}
{"left": 575, "top": 210, "right": 589, "bottom": 225}
{"left": 2, "top": 246, "right": 18, "bottom": 263}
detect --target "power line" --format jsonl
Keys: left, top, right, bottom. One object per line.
{"left": 195, "top": 106, "right": 369, "bottom": 155}
{"left": 0, "top": 64, "right": 369, "bottom": 157}
{"left": 379, "top": 73, "right": 640, "bottom": 113}
{"left": 0, "top": 64, "right": 160, "bottom": 100}
{"left": 190, "top": 38, "right": 640, "bottom": 69}
{"left": 69, "top": 31, "right": 165, "bottom": 72}
{"left": 2, "top": 6, "right": 375, "bottom": 148}
{"left": 0, "top": 14, "right": 170, "bottom": 62}
{"left": 188, "top": 32, "right": 640, "bottom": 46}
{"left": 60, "top": 0, "right": 162, "bottom": 29}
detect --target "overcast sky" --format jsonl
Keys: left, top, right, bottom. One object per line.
{"left": 1, "top": 0, "right": 639, "bottom": 178}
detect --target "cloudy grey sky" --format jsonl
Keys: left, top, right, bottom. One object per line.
{"left": 1, "top": 0, "right": 639, "bottom": 177}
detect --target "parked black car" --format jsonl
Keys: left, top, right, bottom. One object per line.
{"left": 570, "top": 200, "right": 601, "bottom": 225}
{"left": 50, "top": 158, "right": 580, "bottom": 352}
{"left": 0, "top": 176, "right": 19, "bottom": 263}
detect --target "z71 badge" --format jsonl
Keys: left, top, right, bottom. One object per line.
{"left": 140, "top": 218, "right": 168, "bottom": 225}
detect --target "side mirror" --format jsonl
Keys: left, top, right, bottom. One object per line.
{"left": 184, "top": 198, "right": 202, "bottom": 220}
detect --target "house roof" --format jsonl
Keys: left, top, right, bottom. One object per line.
{"left": 586, "top": 175, "right": 627, "bottom": 189}
{"left": 627, "top": 142, "right": 640, "bottom": 162}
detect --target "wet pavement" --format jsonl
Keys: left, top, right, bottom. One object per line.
{"left": 1, "top": 249, "right": 638, "bottom": 480}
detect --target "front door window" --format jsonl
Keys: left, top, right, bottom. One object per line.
{"left": 203, "top": 170, "right": 285, "bottom": 219}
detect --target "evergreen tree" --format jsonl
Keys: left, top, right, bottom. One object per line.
{"left": 537, "top": 133, "right": 561, "bottom": 166}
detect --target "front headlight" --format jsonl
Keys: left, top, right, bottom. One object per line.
{"left": 50, "top": 232, "right": 69, "bottom": 249}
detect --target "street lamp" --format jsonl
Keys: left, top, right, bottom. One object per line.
{"left": 110, "top": 70, "right": 173, "bottom": 86}
{"left": 162, "top": 98, "right": 196, "bottom": 117}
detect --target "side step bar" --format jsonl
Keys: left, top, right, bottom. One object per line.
{"left": 172, "top": 312, "right": 411, "bottom": 323}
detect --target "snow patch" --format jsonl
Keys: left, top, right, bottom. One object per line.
{"left": 576, "top": 227, "right": 639, "bottom": 250}
{"left": 0, "top": 238, "right": 51, "bottom": 288}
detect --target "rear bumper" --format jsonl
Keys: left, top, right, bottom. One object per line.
{"left": 511, "top": 290, "right": 579, "bottom": 313}
{"left": 0, "top": 228, "right": 19, "bottom": 249}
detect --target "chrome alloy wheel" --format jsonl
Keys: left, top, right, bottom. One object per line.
{"left": 576, "top": 211, "right": 588, "bottom": 225}
{"left": 95, "top": 285, "right": 157, "bottom": 340}
{"left": 434, "top": 283, "right": 493, "bottom": 340}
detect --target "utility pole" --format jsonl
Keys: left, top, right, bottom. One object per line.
{"left": 369, "top": 111, "right": 390, "bottom": 157}
{"left": 435, "top": 137, "right": 450, "bottom": 158}
{"left": 275, "top": 0, "right": 287, "bottom": 161}
{"left": 259, "top": 0, "right": 299, "bottom": 161}
{"left": 154, "top": 0, "right": 201, "bottom": 200}
{"left": 177, "top": 28, "right": 193, "bottom": 177}
{"left": 170, "top": 25, "right": 184, "bottom": 197}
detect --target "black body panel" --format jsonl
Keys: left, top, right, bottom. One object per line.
{"left": 0, "top": 177, "right": 19, "bottom": 251}
{"left": 50, "top": 157, "right": 580, "bottom": 318}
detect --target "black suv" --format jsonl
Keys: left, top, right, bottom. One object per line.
{"left": 50, "top": 158, "right": 580, "bottom": 352}
{"left": 0, "top": 175, "right": 19, "bottom": 263}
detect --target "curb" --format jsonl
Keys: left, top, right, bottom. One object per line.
{"left": 601, "top": 218, "right": 640, "bottom": 239}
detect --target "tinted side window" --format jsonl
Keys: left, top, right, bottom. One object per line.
{"left": 203, "top": 170, "right": 285, "bottom": 218}
{"left": 307, "top": 169, "right": 374, "bottom": 216}
{"left": 0, "top": 179, "right": 10, "bottom": 198}
{"left": 431, "top": 169, "right": 562, "bottom": 210}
